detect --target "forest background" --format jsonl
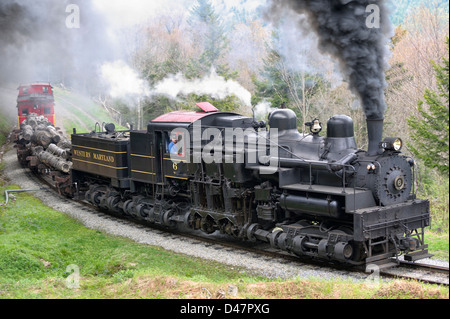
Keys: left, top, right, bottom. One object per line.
{"left": 0, "top": 0, "right": 448, "bottom": 231}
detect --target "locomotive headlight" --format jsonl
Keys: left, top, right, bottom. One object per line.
{"left": 381, "top": 137, "right": 403, "bottom": 152}
{"left": 392, "top": 138, "right": 403, "bottom": 151}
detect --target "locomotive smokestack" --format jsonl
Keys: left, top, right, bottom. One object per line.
{"left": 366, "top": 118, "right": 383, "bottom": 156}
{"left": 266, "top": 0, "right": 393, "bottom": 156}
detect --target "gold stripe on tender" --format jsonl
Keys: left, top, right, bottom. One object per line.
{"left": 165, "top": 175, "right": 188, "bottom": 180}
{"left": 72, "top": 145, "right": 127, "bottom": 154}
{"left": 132, "top": 170, "right": 156, "bottom": 175}
{"left": 72, "top": 158, "right": 128, "bottom": 170}
{"left": 131, "top": 154, "right": 155, "bottom": 159}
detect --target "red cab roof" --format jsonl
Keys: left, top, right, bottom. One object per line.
{"left": 152, "top": 102, "right": 219, "bottom": 123}
{"left": 152, "top": 111, "right": 212, "bottom": 123}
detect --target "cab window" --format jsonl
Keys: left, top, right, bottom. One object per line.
{"left": 166, "top": 132, "right": 185, "bottom": 156}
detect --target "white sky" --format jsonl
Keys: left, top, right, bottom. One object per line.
{"left": 92, "top": 0, "right": 189, "bottom": 28}
{"left": 92, "top": 0, "right": 265, "bottom": 30}
{"left": 91, "top": 0, "right": 267, "bottom": 59}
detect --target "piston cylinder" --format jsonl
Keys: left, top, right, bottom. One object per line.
{"left": 280, "top": 194, "right": 340, "bottom": 218}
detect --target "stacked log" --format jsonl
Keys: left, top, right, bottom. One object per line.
{"left": 33, "top": 146, "right": 73, "bottom": 173}
{"left": 21, "top": 125, "right": 33, "bottom": 142}
{"left": 47, "top": 143, "right": 70, "bottom": 159}
{"left": 17, "top": 113, "right": 73, "bottom": 174}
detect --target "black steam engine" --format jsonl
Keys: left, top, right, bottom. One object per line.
{"left": 15, "top": 102, "right": 432, "bottom": 269}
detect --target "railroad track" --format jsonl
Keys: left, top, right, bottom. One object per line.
{"left": 381, "top": 260, "right": 449, "bottom": 286}
{"left": 74, "top": 198, "right": 450, "bottom": 286}
{"left": 178, "top": 226, "right": 450, "bottom": 286}
{"left": 11, "top": 154, "right": 450, "bottom": 286}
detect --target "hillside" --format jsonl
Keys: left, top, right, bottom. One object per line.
{"left": 0, "top": 86, "right": 17, "bottom": 145}
{"left": 53, "top": 88, "right": 127, "bottom": 135}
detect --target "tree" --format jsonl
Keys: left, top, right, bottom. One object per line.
{"left": 131, "top": 15, "right": 194, "bottom": 86}
{"left": 252, "top": 41, "right": 325, "bottom": 131}
{"left": 384, "top": 4, "right": 449, "bottom": 141}
{"left": 407, "top": 38, "right": 449, "bottom": 176}
{"left": 390, "top": 0, "right": 450, "bottom": 25}
{"left": 176, "top": 93, "right": 242, "bottom": 113}
{"left": 187, "top": 0, "right": 235, "bottom": 79}
{"left": 252, "top": 49, "right": 290, "bottom": 109}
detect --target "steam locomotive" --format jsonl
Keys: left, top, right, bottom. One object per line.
{"left": 15, "top": 101, "right": 432, "bottom": 269}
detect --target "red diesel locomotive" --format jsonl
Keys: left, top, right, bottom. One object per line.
{"left": 17, "top": 83, "right": 55, "bottom": 127}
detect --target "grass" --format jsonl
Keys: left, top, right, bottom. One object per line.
{"left": 53, "top": 88, "right": 128, "bottom": 135}
{"left": 0, "top": 114, "right": 12, "bottom": 146}
{"left": 62, "top": 117, "right": 89, "bottom": 135}
{"left": 0, "top": 185, "right": 448, "bottom": 299}
{"left": 415, "top": 167, "right": 449, "bottom": 231}
{"left": 415, "top": 168, "right": 449, "bottom": 261}
{"left": 0, "top": 187, "right": 261, "bottom": 298}
{"left": 426, "top": 231, "right": 449, "bottom": 261}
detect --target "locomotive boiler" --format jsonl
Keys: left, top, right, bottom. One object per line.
{"left": 15, "top": 102, "right": 432, "bottom": 269}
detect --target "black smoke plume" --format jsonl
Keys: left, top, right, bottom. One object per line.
{"left": 267, "top": 0, "right": 393, "bottom": 120}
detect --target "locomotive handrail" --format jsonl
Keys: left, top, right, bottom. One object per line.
{"left": 255, "top": 131, "right": 357, "bottom": 172}
{"left": 259, "top": 155, "right": 357, "bottom": 173}
{"left": 254, "top": 131, "right": 308, "bottom": 162}
{"left": 94, "top": 122, "right": 101, "bottom": 133}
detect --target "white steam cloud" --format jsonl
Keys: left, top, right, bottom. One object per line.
{"left": 153, "top": 68, "right": 252, "bottom": 106}
{"left": 100, "top": 60, "right": 150, "bottom": 98}
{"left": 253, "top": 99, "right": 276, "bottom": 121}
{"left": 100, "top": 63, "right": 252, "bottom": 108}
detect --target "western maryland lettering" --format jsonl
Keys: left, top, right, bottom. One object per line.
{"left": 73, "top": 149, "right": 115, "bottom": 163}
{"left": 73, "top": 149, "right": 92, "bottom": 159}
{"left": 93, "top": 152, "right": 115, "bottom": 163}
{"left": 72, "top": 145, "right": 128, "bottom": 171}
